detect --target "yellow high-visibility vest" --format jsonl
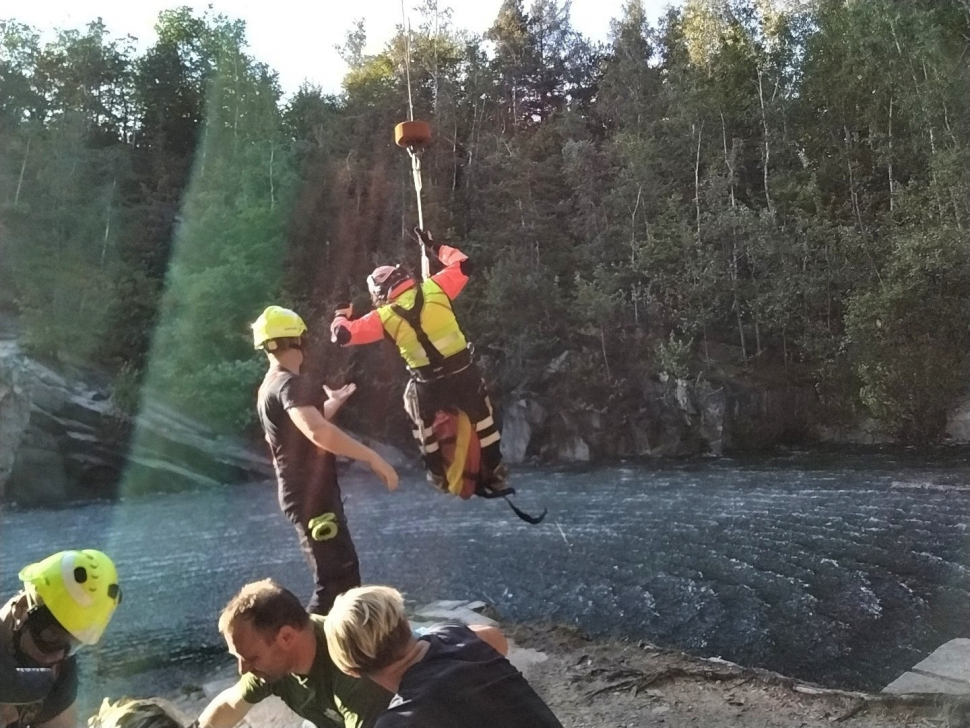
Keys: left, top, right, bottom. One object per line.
{"left": 378, "top": 279, "right": 467, "bottom": 368}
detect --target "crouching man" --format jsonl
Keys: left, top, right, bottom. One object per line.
{"left": 323, "top": 586, "right": 564, "bottom": 728}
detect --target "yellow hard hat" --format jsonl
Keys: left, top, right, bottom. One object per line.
{"left": 251, "top": 306, "right": 307, "bottom": 350}
{"left": 19, "top": 550, "right": 121, "bottom": 646}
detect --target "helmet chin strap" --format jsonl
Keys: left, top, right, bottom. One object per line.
{"left": 11, "top": 598, "right": 48, "bottom": 667}
{"left": 12, "top": 632, "right": 46, "bottom": 668}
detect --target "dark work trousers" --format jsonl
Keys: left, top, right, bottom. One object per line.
{"left": 289, "top": 473, "right": 361, "bottom": 615}
{"left": 294, "top": 518, "right": 361, "bottom": 615}
{"left": 409, "top": 363, "right": 503, "bottom": 475}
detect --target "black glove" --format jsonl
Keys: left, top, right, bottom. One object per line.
{"left": 331, "top": 303, "right": 353, "bottom": 345}
{"left": 413, "top": 227, "right": 441, "bottom": 255}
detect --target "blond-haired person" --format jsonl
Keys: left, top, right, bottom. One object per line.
{"left": 88, "top": 699, "right": 184, "bottom": 728}
{"left": 324, "top": 586, "right": 563, "bottom": 728}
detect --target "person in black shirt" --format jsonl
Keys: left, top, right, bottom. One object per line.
{"left": 251, "top": 306, "right": 399, "bottom": 615}
{"left": 323, "top": 586, "right": 564, "bottom": 728}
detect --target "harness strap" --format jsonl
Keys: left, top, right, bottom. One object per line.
{"left": 390, "top": 285, "right": 447, "bottom": 369}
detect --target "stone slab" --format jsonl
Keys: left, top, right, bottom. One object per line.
{"left": 910, "top": 638, "right": 970, "bottom": 683}
{"left": 883, "top": 639, "right": 970, "bottom": 694}
{"left": 883, "top": 671, "right": 970, "bottom": 695}
{"left": 506, "top": 645, "right": 548, "bottom": 675}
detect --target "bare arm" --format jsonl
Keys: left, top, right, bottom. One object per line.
{"left": 288, "top": 406, "right": 398, "bottom": 490}
{"left": 289, "top": 406, "right": 381, "bottom": 461}
{"left": 322, "top": 399, "right": 343, "bottom": 421}
{"left": 198, "top": 684, "right": 253, "bottom": 728}
{"left": 35, "top": 703, "right": 76, "bottom": 728}
{"left": 469, "top": 624, "right": 509, "bottom": 656}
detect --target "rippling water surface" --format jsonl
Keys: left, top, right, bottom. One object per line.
{"left": 3, "top": 448, "right": 970, "bottom": 705}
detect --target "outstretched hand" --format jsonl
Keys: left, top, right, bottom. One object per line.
{"left": 323, "top": 383, "right": 357, "bottom": 407}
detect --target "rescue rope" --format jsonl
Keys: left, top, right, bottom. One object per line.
{"left": 399, "top": 1, "right": 429, "bottom": 279}
{"left": 400, "top": 0, "right": 415, "bottom": 123}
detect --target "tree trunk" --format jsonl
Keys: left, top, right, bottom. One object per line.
{"left": 757, "top": 67, "right": 774, "bottom": 217}
{"left": 14, "top": 137, "right": 30, "bottom": 205}
{"left": 633, "top": 283, "right": 640, "bottom": 330}
{"left": 737, "top": 307, "right": 748, "bottom": 365}
{"left": 200, "top": 120, "right": 209, "bottom": 177}
{"left": 452, "top": 117, "right": 459, "bottom": 193}
{"left": 100, "top": 178, "right": 117, "bottom": 268}
{"left": 631, "top": 183, "right": 642, "bottom": 265}
{"left": 233, "top": 53, "right": 241, "bottom": 145}
{"left": 600, "top": 326, "right": 612, "bottom": 380}
{"left": 888, "top": 94, "right": 895, "bottom": 215}
{"left": 720, "top": 110, "right": 736, "bottom": 208}
{"left": 731, "top": 239, "right": 748, "bottom": 364}
{"left": 694, "top": 121, "right": 704, "bottom": 240}
{"left": 631, "top": 185, "right": 643, "bottom": 329}
{"left": 269, "top": 143, "right": 276, "bottom": 211}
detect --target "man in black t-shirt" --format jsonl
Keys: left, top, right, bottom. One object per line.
{"left": 324, "top": 586, "right": 564, "bottom": 728}
{"left": 252, "top": 306, "right": 399, "bottom": 614}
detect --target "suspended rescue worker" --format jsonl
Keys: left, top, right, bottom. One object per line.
{"left": 1, "top": 550, "right": 122, "bottom": 728}
{"left": 329, "top": 229, "right": 506, "bottom": 495}
{"left": 252, "top": 305, "right": 399, "bottom": 615}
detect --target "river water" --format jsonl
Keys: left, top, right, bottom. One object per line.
{"left": 3, "top": 448, "right": 970, "bottom": 706}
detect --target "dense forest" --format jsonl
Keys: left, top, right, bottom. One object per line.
{"left": 1, "top": 0, "right": 968, "bottom": 448}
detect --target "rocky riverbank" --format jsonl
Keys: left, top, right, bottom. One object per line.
{"left": 0, "top": 332, "right": 273, "bottom": 504}
{"left": 507, "top": 623, "right": 970, "bottom": 727}
{"left": 155, "top": 619, "right": 968, "bottom": 728}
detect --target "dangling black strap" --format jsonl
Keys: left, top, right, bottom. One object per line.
{"left": 504, "top": 497, "right": 547, "bottom": 525}
{"left": 476, "top": 484, "right": 515, "bottom": 499}
{"left": 475, "top": 483, "right": 547, "bottom": 524}
{"left": 391, "top": 285, "right": 446, "bottom": 369}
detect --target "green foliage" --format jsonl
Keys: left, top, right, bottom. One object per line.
{"left": 657, "top": 333, "right": 694, "bottom": 380}
{"left": 2, "top": 0, "right": 969, "bottom": 446}
{"left": 153, "top": 357, "right": 267, "bottom": 432}
{"left": 845, "top": 227, "right": 970, "bottom": 443}
{"left": 140, "top": 25, "right": 296, "bottom": 431}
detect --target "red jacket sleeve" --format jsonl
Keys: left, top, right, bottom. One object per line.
{"left": 430, "top": 244, "right": 470, "bottom": 300}
{"left": 331, "top": 310, "right": 386, "bottom": 346}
